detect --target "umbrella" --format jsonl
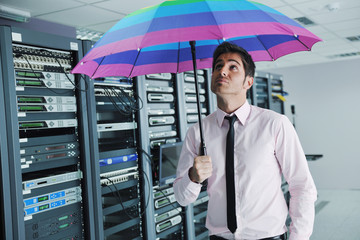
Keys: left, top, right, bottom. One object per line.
{"left": 72, "top": 0, "right": 322, "bottom": 155}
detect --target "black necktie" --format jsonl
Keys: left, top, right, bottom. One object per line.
{"left": 225, "top": 115, "right": 237, "bottom": 233}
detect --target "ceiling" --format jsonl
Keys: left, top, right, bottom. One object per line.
{"left": 1, "top": 0, "right": 360, "bottom": 70}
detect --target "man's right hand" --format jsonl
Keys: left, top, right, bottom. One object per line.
{"left": 189, "top": 155, "right": 212, "bottom": 184}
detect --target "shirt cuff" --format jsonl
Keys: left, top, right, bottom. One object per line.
{"left": 184, "top": 168, "right": 202, "bottom": 192}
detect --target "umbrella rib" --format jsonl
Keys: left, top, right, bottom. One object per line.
{"left": 247, "top": 1, "right": 298, "bottom": 37}
{"left": 177, "top": 42, "right": 180, "bottom": 73}
{"left": 204, "top": 1, "right": 226, "bottom": 40}
{"left": 129, "top": 49, "right": 142, "bottom": 77}
{"left": 255, "top": 35, "right": 274, "bottom": 61}
{"left": 91, "top": 56, "right": 106, "bottom": 79}
{"left": 295, "top": 35, "right": 311, "bottom": 50}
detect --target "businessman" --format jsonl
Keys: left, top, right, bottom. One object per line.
{"left": 173, "top": 42, "right": 317, "bottom": 240}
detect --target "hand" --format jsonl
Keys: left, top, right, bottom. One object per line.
{"left": 189, "top": 155, "right": 212, "bottom": 184}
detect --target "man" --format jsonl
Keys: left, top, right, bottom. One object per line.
{"left": 173, "top": 42, "right": 317, "bottom": 240}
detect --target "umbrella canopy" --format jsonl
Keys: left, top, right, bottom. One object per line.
{"left": 71, "top": 0, "right": 321, "bottom": 156}
{"left": 72, "top": 0, "right": 321, "bottom": 78}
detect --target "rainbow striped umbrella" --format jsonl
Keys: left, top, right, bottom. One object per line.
{"left": 72, "top": 0, "right": 321, "bottom": 78}
{"left": 71, "top": 0, "right": 321, "bottom": 155}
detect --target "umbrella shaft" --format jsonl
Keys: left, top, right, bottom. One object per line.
{"left": 190, "top": 41, "right": 207, "bottom": 156}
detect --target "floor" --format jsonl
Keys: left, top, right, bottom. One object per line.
{"left": 311, "top": 189, "right": 360, "bottom": 240}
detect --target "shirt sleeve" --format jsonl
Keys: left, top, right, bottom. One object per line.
{"left": 274, "top": 115, "right": 317, "bottom": 240}
{"left": 173, "top": 126, "right": 202, "bottom": 206}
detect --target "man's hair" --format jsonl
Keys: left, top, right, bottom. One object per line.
{"left": 212, "top": 41, "right": 256, "bottom": 78}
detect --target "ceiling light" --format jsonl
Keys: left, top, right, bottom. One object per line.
{"left": 76, "top": 28, "right": 104, "bottom": 41}
{"left": 0, "top": 5, "right": 31, "bottom": 22}
{"left": 325, "top": 2, "right": 340, "bottom": 12}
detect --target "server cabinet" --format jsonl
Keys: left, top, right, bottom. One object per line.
{"left": 136, "top": 73, "right": 184, "bottom": 240}
{"left": 0, "top": 25, "right": 95, "bottom": 240}
{"left": 81, "top": 40, "right": 143, "bottom": 240}
{"left": 251, "top": 71, "right": 271, "bottom": 109}
{"left": 0, "top": 46, "right": 13, "bottom": 240}
{"left": 269, "top": 74, "right": 285, "bottom": 114}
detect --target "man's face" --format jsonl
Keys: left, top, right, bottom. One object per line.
{"left": 211, "top": 52, "right": 253, "bottom": 98}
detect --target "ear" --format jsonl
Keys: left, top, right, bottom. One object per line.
{"left": 243, "top": 76, "right": 254, "bottom": 90}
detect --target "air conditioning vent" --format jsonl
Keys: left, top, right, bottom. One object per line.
{"left": 293, "top": 17, "right": 316, "bottom": 26}
{"left": 327, "top": 51, "right": 360, "bottom": 59}
{"left": 346, "top": 36, "right": 360, "bottom": 42}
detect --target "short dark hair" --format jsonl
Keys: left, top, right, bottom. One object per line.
{"left": 212, "top": 42, "right": 255, "bottom": 78}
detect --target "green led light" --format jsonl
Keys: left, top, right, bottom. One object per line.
{"left": 19, "top": 106, "right": 43, "bottom": 111}
{"left": 59, "top": 223, "right": 69, "bottom": 229}
{"left": 37, "top": 196, "right": 49, "bottom": 202}
{"left": 20, "top": 122, "right": 44, "bottom": 128}
{"left": 58, "top": 215, "right": 69, "bottom": 221}
{"left": 159, "top": 221, "right": 171, "bottom": 230}
{"left": 39, "top": 204, "right": 49, "bottom": 211}
{"left": 16, "top": 71, "right": 42, "bottom": 78}
{"left": 18, "top": 97, "right": 43, "bottom": 103}
{"left": 17, "top": 80, "right": 42, "bottom": 86}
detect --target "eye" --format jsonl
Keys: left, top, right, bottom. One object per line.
{"left": 230, "top": 65, "right": 238, "bottom": 71}
{"left": 214, "top": 63, "right": 223, "bottom": 70}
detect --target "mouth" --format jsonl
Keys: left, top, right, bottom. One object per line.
{"left": 215, "top": 78, "right": 229, "bottom": 84}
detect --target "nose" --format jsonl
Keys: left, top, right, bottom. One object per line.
{"left": 221, "top": 67, "right": 227, "bottom": 77}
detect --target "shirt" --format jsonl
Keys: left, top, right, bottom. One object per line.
{"left": 173, "top": 101, "right": 317, "bottom": 240}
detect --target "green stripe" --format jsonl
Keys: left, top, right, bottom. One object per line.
{"left": 125, "top": 0, "right": 248, "bottom": 18}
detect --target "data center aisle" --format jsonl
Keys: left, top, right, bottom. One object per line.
{"left": 311, "top": 189, "right": 360, "bottom": 240}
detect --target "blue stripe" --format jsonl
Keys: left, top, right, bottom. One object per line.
{"left": 95, "top": 10, "right": 301, "bottom": 48}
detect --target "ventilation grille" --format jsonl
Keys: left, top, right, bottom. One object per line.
{"left": 346, "top": 35, "right": 360, "bottom": 42}
{"left": 328, "top": 51, "right": 360, "bottom": 59}
{"left": 293, "top": 17, "right": 316, "bottom": 26}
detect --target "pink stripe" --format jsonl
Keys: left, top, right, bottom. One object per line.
{"left": 268, "top": 39, "right": 320, "bottom": 60}
{"left": 82, "top": 22, "right": 321, "bottom": 62}
{"left": 248, "top": 50, "right": 273, "bottom": 62}
{"left": 71, "top": 60, "right": 99, "bottom": 76}
{"left": 298, "top": 35, "right": 322, "bottom": 49}
{"left": 178, "top": 59, "right": 213, "bottom": 73}
{"left": 91, "top": 64, "right": 133, "bottom": 79}
{"left": 81, "top": 36, "right": 145, "bottom": 62}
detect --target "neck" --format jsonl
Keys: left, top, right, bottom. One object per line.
{"left": 217, "top": 95, "right": 246, "bottom": 114}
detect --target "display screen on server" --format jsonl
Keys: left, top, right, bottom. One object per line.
{"left": 159, "top": 142, "right": 183, "bottom": 186}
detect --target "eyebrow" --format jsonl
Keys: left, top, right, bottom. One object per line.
{"left": 214, "top": 58, "right": 241, "bottom": 66}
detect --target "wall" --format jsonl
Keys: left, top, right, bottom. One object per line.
{"left": 264, "top": 58, "right": 360, "bottom": 190}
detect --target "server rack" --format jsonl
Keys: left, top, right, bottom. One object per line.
{"left": 0, "top": 43, "right": 13, "bottom": 240}
{"left": 270, "top": 74, "right": 285, "bottom": 115}
{"left": 81, "top": 40, "right": 143, "bottom": 240}
{"left": 251, "top": 71, "right": 272, "bottom": 109}
{"left": 0, "top": 25, "right": 95, "bottom": 240}
{"left": 136, "top": 73, "right": 185, "bottom": 240}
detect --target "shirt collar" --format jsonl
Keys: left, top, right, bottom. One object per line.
{"left": 216, "top": 100, "right": 251, "bottom": 127}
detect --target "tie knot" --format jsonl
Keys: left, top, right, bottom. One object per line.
{"left": 225, "top": 115, "right": 237, "bottom": 126}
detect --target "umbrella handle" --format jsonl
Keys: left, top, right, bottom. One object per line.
{"left": 189, "top": 41, "right": 207, "bottom": 156}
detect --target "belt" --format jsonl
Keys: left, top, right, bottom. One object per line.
{"left": 209, "top": 233, "right": 286, "bottom": 240}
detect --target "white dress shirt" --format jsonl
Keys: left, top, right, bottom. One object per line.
{"left": 173, "top": 101, "right": 317, "bottom": 240}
